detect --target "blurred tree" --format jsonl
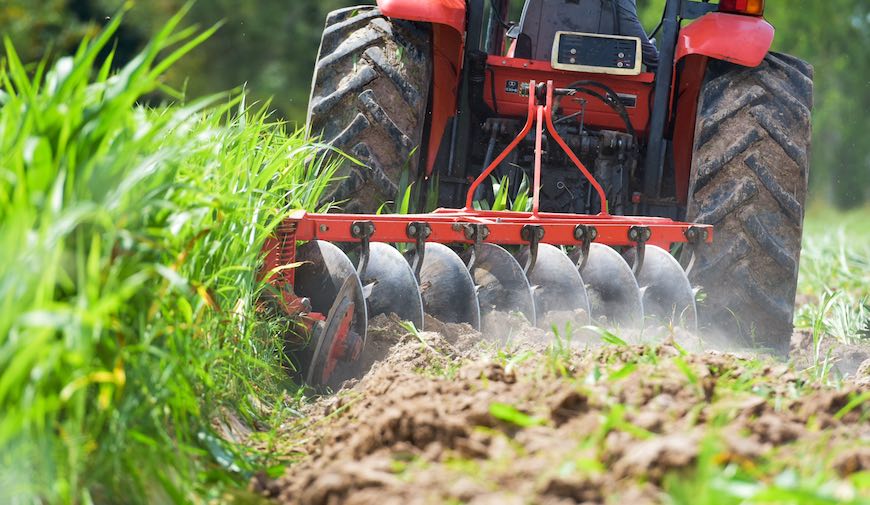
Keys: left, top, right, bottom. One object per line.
{"left": 0, "top": 0, "right": 97, "bottom": 62}
{"left": 1, "top": 0, "right": 367, "bottom": 124}
{"left": 89, "top": 0, "right": 369, "bottom": 123}
{"left": 767, "top": 0, "right": 870, "bottom": 208}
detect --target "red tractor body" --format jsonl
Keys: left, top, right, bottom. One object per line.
{"left": 379, "top": 0, "right": 775, "bottom": 187}
{"left": 271, "top": 0, "right": 813, "bottom": 386}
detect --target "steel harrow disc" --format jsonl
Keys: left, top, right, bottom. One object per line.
{"left": 573, "top": 243, "right": 644, "bottom": 329}
{"left": 411, "top": 242, "right": 481, "bottom": 329}
{"left": 295, "top": 240, "right": 367, "bottom": 335}
{"left": 516, "top": 243, "right": 591, "bottom": 329}
{"left": 359, "top": 242, "right": 425, "bottom": 330}
{"left": 294, "top": 240, "right": 367, "bottom": 385}
{"left": 624, "top": 245, "right": 697, "bottom": 331}
{"left": 462, "top": 243, "right": 536, "bottom": 328}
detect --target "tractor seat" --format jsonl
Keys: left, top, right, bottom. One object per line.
{"left": 516, "top": 0, "right": 618, "bottom": 61}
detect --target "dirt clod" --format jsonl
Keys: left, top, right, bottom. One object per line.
{"left": 833, "top": 447, "right": 870, "bottom": 476}
{"left": 252, "top": 315, "right": 870, "bottom": 505}
{"left": 613, "top": 432, "right": 700, "bottom": 483}
{"left": 549, "top": 389, "right": 589, "bottom": 426}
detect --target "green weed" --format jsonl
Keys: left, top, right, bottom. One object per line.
{"left": 473, "top": 174, "right": 531, "bottom": 212}
{"left": 547, "top": 323, "right": 574, "bottom": 376}
{"left": 0, "top": 9, "right": 334, "bottom": 503}
{"left": 488, "top": 402, "right": 546, "bottom": 428}
{"left": 796, "top": 207, "right": 870, "bottom": 349}
{"left": 664, "top": 435, "right": 867, "bottom": 505}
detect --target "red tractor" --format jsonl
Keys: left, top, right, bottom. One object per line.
{"left": 266, "top": 0, "right": 812, "bottom": 386}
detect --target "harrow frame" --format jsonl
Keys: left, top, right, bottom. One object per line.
{"left": 265, "top": 81, "right": 711, "bottom": 288}
{"left": 264, "top": 81, "right": 712, "bottom": 387}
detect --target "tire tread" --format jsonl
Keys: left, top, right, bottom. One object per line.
{"left": 685, "top": 53, "right": 813, "bottom": 354}
{"left": 306, "top": 8, "right": 432, "bottom": 211}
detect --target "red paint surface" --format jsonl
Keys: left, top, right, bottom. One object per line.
{"left": 426, "top": 24, "right": 463, "bottom": 176}
{"left": 676, "top": 13, "right": 773, "bottom": 68}
{"left": 671, "top": 55, "right": 709, "bottom": 204}
{"left": 278, "top": 209, "right": 712, "bottom": 250}
{"left": 377, "top": 0, "right": 466, "bottom": 35}
{"left": 484, "top": 56, "right": 655, "bottom": 134}
{"left": 324, "top": 305, "right": 355, "bottom": 383}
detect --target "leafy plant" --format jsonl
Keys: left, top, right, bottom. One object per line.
{"left": 473, "top": 174, "right": 531, "bottom": 212}
{"left": 0, "top": 8, "right": 335, "bottom": 503}
{"left": 547, "top": 323, "right": 574, "bottom": 376}
{"left": 489, "top": 402, "right": 546, "bottom": 428}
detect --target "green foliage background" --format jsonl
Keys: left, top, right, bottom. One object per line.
{"left": 2, "top": 0, "right": 868, "bottom": 206}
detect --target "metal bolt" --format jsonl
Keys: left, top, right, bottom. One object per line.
{"left": 628, "top": 226, "right": 649, "bottom": 242}
{"left": 685, "top": 226, "right": 708, "bottom": 243}
{"left": 319, "top": 224, "right": 328, "bottom": 232}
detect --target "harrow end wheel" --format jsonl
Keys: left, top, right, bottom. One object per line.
{"left": 295, "top": 240, "right": 368, "bottom": 388}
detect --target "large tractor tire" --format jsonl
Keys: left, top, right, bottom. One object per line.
{"left": 685, "top": 53, "right": 813, "bottom": 355}
{"left": 306, "top": 6, "right": 432, "bottom": 212}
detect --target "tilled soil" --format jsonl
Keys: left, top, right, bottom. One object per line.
{"left": 251, "top": 315, "right": 870, "bottom": 504}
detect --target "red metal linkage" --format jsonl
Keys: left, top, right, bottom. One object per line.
{"left": 542, "top": 82, "right": 610, "bottom": 214}
{"left": 465, "top": 81, "right": 537, "bottom": 210}
{"left": 532, "top": 97, "right": 545, "bottom": 214}
{"left": 266, "top": 79, "right": 714, "bottom": 299}
{"left": 282, "top": 208, "right": 712, "bottom": 250}
{"left": 465, "top": 80, "right": 609, "bottom": 216}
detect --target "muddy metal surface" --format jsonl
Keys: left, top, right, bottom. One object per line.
{"left": 251, "top": 315, "right": 870, "bottom": 505}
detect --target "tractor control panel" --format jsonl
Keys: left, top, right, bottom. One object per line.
{"left": 551, "top": 32, "right": 642, "bottom": 76}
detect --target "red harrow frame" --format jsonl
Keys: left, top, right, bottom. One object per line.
{"left": 264, "top": 82, "right": 712, "bottom": 387}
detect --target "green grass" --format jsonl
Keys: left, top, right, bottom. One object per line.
{"left": 393, "top": 335, "right": 869, "bottom": 504}
{"left": 0, "top": 7, "right": 333, "bottom": 503}
{"left": 795, "top": 204, "right": 870, "bottom": 349}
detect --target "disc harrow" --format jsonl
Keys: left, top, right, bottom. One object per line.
{"left": 264, "top": 81, "right": 712, "bottom": 388}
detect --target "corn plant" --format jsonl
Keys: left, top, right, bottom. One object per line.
{"left": 473, "top": 174, "right": 531, "bottom": 212}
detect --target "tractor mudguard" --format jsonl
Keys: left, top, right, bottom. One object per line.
{"left": 377, "top": 0, "right": 466, "bottom": 35}
{"left": 676, "top": 12, "right": 773, "bottom": 68}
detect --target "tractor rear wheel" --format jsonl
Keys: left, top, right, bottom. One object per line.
{"left": 685, "top": 53, "right": 813, "bottom": 355}
{"left": 307, "top": 6, "right": 432, "bottom": 212}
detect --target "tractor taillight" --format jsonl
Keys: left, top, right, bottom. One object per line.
{"left": 719, "top": 0, "right": 764, "bottom": 16}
